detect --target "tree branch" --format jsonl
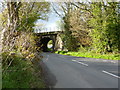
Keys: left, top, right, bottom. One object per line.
{"left": 51, "top": 3, "right": 63, "bottom": 18}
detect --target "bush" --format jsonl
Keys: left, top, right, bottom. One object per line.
{"left": 2, "top": 52, "right": 45, "bottom": 88}
{"left": 2, "top": 31, "right": 45, "bottom": 88}
{"left": 55, "top": 51, "right": 120, "bottom": 60}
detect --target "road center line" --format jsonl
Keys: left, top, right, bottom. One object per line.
{"left": 72, "top": 60, "right": 88, "bottom": 67}
{"left": 102, "top": 70, "right": 120, "bottom": 79}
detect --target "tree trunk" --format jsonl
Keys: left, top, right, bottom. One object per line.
{"left": 3, "top": 2, "right": 21, "bottom": 51}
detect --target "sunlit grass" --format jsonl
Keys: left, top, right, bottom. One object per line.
{"left": 55, "top": 51, "right": 120, "bottom": 60}
{"left": 2, "top": 52, "right": 45, "bottom": 88}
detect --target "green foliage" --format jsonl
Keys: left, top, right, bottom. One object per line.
{"left": 2, "top": 52, "right": 45, "bottom": 88}
{"left": 18, "top": 2, "right": 50, "bottom": 32}
{"left": 59, "top": 3, "right": 91, "bottom": 51}
{"left": 60, "top": 2, "right": 119, "bottom": 53}
{"left": 56, "top": 51, "right": 68, "bottom": 54}
{"left": 69, "top": 7, "right": 91, "bottom": 47}
{"left": 2, "top": 31, "right": 45, "bottom": 88}
{"left": 61, "top": 30, "right": 78, "bottom": 51}
{"left": 1, "top": 2, "right": 50, "bottom": 88}
{"left": 89, "top": 2, "right": 120, "bottom": 53}
{"left": 55, "top": 51, "right": 120, "bottom": 60}
{"left": 48, "top": 40, "right": 53, "bottom": 45}
{"left": 61, "top": 12, "right": 78, "bottom": 51}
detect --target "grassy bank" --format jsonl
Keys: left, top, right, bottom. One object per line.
{"left": 55, "top": 51, "right": 120, "bottom": 60}
{"left": 2, "top": 52, "right": 46, "bottom": 88}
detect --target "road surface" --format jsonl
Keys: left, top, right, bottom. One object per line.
{"left": 40, "top": 52, "right": 119, "bottom": 88}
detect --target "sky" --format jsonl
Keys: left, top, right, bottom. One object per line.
{"left": 34, "top": 3, "right": 62, "bottom": 32}
{"left": 0, "top": 1, "right": 62, "bottom": 33}
{"left": 36, "top": 11, "right": 61, "bottom": 29}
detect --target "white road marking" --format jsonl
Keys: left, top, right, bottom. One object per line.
{"left": 102, "top": 70, "right": 120, "bottom": 79}
{"left": 45, "top": 55, "right": 49, "bottom": 61}
{"left": 47, "top": 55, "right": 50, "bottom": 57}
{"left": 111, "top": 61, "right": 116, "bottom": 63}
{"left": 103, "top": 60, "right": 107, "bottom": 62}
{"left": 72, "top": 60, "right": 88, "bottom": 67}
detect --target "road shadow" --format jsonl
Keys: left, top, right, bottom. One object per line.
{"left": 39, "top": 60, "right": 57, "bottom": 88}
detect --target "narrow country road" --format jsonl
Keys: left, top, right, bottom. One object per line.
{"left": 40, "top": 52, "right": 119, "bottom": 88}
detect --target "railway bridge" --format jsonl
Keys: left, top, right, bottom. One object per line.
{"left": 34, "top": 27, "right": 64, "bottom": 52}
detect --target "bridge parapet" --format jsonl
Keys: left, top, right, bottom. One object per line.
{"left": 35, "top": 27, "right": 64, "bottom": 52}
{"left": 34, "top": 27, "right": 64, "bottom": 33}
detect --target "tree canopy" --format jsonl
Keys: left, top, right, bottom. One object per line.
{"left": 52, "top": 2, "right": 120, "bottom": 53}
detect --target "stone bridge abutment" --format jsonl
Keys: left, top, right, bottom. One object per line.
{"left": 36, "top": 33, "right": 63, "bottom": 52}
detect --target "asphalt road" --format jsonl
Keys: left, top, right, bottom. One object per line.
{"left": 40, "top": 52, "right": 119, "bottom": 88}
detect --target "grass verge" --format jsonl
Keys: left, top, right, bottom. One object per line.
{"left": 55, "top": 51, "right": 120, "bottom": 60}
{"left": 2, "top": 52, "right": 46, "bottom": 88}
